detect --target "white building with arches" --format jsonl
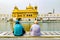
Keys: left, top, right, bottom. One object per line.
{"left": 38, "top": 13, "right": 60, "bottom": 20}
{"left": 0, "top": 14, "right": 11, "bottom": 21}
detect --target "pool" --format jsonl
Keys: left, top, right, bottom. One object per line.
{"left": 0, "top": 20, "right": 60, "bottom": 32}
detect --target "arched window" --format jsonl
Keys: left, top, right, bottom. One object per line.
{"left": 29, "top": 19, "right": 30, "bottom": 21}
{"left": 29, "top": 15, "right": 30, "bottom": 16}
{"left": 27, "top": 15, "right": 28, "bottom": 16}
{"left": 31, "top": 14, "right": 32, "bottom": 16}
{"left": 35, "top": 18, "right": 36, "bottom": 20}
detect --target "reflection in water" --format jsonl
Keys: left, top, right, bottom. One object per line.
{"left": 0, "top": 20, "right": 60, "bottom": 31}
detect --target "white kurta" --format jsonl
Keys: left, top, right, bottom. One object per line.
{"left": 30, "top": 24, "right": 41, "bottom": 36}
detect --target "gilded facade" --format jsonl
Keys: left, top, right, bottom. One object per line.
{"left": 12, "top": 4, "right": 38, "bottom": 21}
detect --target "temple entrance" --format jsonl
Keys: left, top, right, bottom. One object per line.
{"left": 28, "top": 19, "right": 31, "bottom": 21}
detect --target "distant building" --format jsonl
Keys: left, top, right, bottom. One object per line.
{"left": 38, "top": 13, "right": 60, "bottom": 20}
{"left": 12, "top": 4, "right": 38, "bottom": 21}
{"left": 0, "top": 14, "right": 11, "bottom": 20}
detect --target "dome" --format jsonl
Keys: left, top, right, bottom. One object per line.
{"left": 34, "top": 6, "right": 37, "bottom": 9}
{"left": 26, "top": 4, "right": 33, "bottom": 9}
{"left": 14, "top": 6, "right": 19, "bottom": 10}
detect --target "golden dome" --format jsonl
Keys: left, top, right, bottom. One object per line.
{"left": 14, "top": 6, "right": 19, "bottom": 10}
{"left": 34, "top": 6, "right": 37, "bottom": 9}
{"left": 26, "top": 4, "right": 33, "bottom": 9}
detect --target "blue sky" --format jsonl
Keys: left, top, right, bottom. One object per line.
{"left": 0, "top": 0, "right": 60, "bottom": 14}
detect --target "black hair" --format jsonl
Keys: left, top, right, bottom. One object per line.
{"left": 16, "top": 22, "right": 20, "bottom": 24}
{"left": 18, "top": 18, "right": 21, "bottom": 21}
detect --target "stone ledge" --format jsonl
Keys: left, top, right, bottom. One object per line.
{"left": 0, "top": 31, "right": 60, "bottom": 38}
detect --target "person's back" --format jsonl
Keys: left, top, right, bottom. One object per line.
{"left": 30, "top": 20, "right": 41, "bottom": 36}
{"left": 14, "top": 24, "right": 23, "bottom": 36}
{"left": 13, "top": 20, "right": 25, "bottom": 36}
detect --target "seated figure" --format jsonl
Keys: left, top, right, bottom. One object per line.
{"left": 30, "top": 20, "right": 41, "bottom": 36}
{"left": 13, "top": 20, "right": 25, "bottom": 36}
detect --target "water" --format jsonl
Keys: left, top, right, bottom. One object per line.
{"left": 0, "top": 20, "right": 60, "bottom": 32}
{"left": 40, "top": 22, "right": 60, "bottom": 31}
{"left": 0, "top": 20, "right": 11, "bottom": 31}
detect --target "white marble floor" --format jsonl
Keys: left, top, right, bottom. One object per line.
{"left": 0, "top": 31, "right": 60, "bottom": 36}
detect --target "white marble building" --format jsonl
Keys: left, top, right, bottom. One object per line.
{"left": 0, "top": 14, "right": 12, "bottom": 21}
{"left": 38, "top": 13, "right": 60, "bottom": 20}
